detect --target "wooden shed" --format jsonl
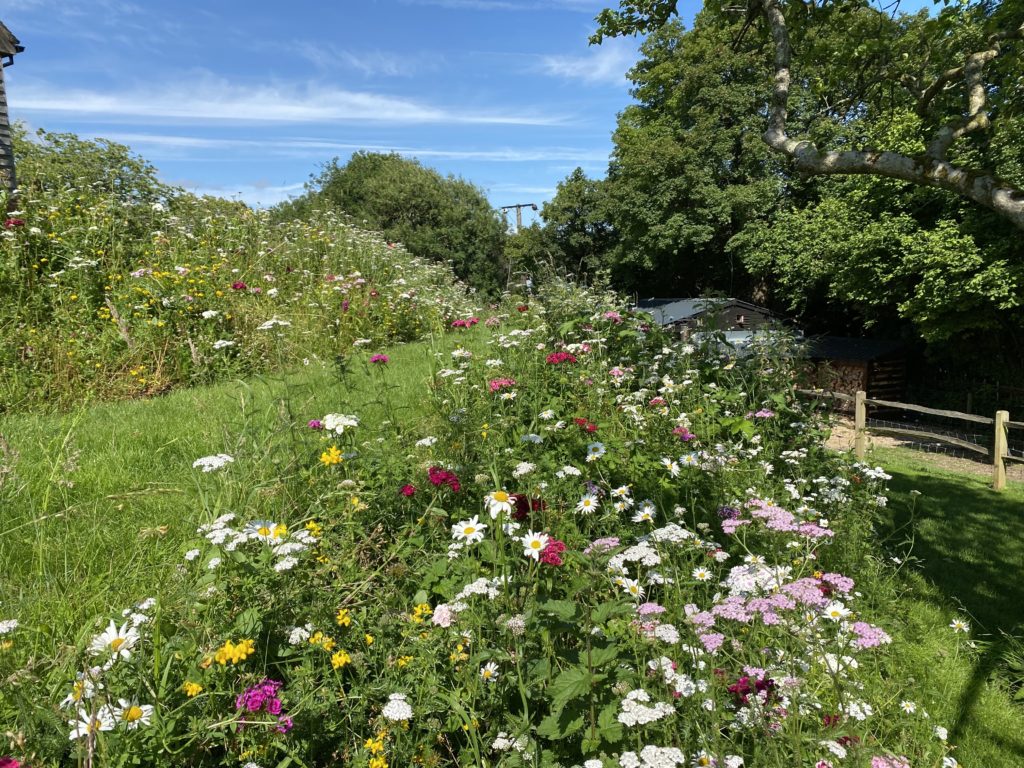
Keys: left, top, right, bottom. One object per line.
{"left": 804, "top": 336, "right": 906, "bottom": 402}
{"left": 0, "top": 19, "right": 24, "bottom": 197}
{"left": 635, "top": 297, "right": 776, "bottom": 331}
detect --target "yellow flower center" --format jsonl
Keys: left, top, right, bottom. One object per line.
{"left": 492, "top": 491, "right": 509, "bottom": 503}
{"left": 530, "top": 540, "right": 542, "bottom": 549}
{"left": 463, "top": 526, "right": 476, "bottom": 535}
{"left": 110, "top": 637, "right": 125, "bottom": 652}
{"left": 123, "top": 705, "right": 144, "bottom": 722}
{"left": 257, "top": 526, "right": 271, "bottom": 537}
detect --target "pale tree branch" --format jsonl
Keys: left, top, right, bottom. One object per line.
{"left": 757, "top": 0, "right": 1024, "bottom": 230}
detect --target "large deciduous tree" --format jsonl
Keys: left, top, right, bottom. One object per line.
{"left": 276, "top": 152, "right": 508, "bottom": 293}
{"left": 594, "top": 0, "right": 1024, "bottom": 230}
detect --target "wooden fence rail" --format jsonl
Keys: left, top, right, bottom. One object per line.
{"left": 796, "top": 388, "right": 1018, "bottom": 491}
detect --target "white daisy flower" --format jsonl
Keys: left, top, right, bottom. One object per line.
{"left": 661, "top": 457, "right": 680, "bottom": 477}
{"left": 680, "top": 452, "right": 700, "bottom": 467}
{"left": 112, "top": 699, "right": 154, "bottom": 730}
{"left": 900, "top": 700, "right": 917, "bottom": 714}
{"left": 576, "top": 493, "right": 600, "bottom": 515}
{"left": 480, "top": 661, "right": 500, "bottom": 683}
{"left": 539, "top": 409, "right": 556, "bottom": 420}
{"left": 949, "top": 617, "right": 970, "bottom": 633}
{"left": 632, "top": 508, "right": 655, "bottom": 523}
{"left": 521, "top": 531, "right": 550, "bottom": 560}
{"left": 68, "top": 709, "right": 116, "bottom": 740}
{"left": 692, "top": 567, "right": 713, "bottom": 582}
{"left": 611, "top": 486, "right": 631, "bottom": 498}
{"left": 585, "top": 442, "right": 606, "bottom": 462}
{"left": 452, "top": 516, "right": 487, "bottom": 545}
{"left": 484, "top": 490, "right": 515, "bottom": 519}
{"left": 823, "top": 601, "right": 851, "bottom": 621}
{"left": 89, "top": 621, "right": 140, "bottom": 662}
{"left": 621, "top": 578, "right": 645, "bottom": 600}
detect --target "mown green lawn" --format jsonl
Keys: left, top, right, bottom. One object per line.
{"left": 868, "top": 446, "right": 1024, "bottom": 767}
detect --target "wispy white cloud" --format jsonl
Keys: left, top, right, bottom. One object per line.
{"left": 11, "top": 76, "right": 566, "bottom": 126}
{"left": 539, "top": 36, "right": 638, "bottom": 85}
{"left": 92, "top": 132, "right": 609, "bottom": 164}
{"left": 295, "top": 43, "right": 442, "bottom": 78}
{"left": 402, "top": 0, "right": 597, "bottom": 10}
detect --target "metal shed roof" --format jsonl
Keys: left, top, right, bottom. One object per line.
{"left": 0, "top": 21, "right": 23, "bottom": 59}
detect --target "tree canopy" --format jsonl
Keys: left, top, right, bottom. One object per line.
{"left": 276, "top": 152, "right": 508, "bottom": 293}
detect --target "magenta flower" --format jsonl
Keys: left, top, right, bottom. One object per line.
{"left": 489, "top": 377, "right": 517, "bottom": 393}
{"left": 370, "top": 354, "right": 390, "bottom": 364}
{"left": 545, "top": 351, "right": 577, "bottom": 365}
{"left": 0, "top": 758, "right": 22, "bottom": 768}
{"left": 539, "top": 538, "right": 566, "bottom": 566}
{"left": 230, "top": 280, "right": 247, "bottom": 291}
{"left": 3, "top": 218, "right": 25, "bottom": 229}
{"left": 307, "top": 419, "right": 323, "bottom": 430}
{"left": 399, "top": 484, "right": 417, "bottom": 497}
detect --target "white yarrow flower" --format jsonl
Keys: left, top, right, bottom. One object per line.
{"left": 381, "top": 693, "right": 413, "bottom": 721}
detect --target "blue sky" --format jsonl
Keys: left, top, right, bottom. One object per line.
{"left": 3, "top": 0, "right": 693, "bottom": 222}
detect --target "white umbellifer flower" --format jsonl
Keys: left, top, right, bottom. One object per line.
{"left": 184, "top": 549, "right": 201, "bottom": 561}
{"left": 207, "top": 557, "right": 222, "bottom": 570}
{"left": 520, "top": 433, "right": 543, "bottom": 443}
{"left": 661, "top": 457, "right": 680, "bottom": 477}
{"left": 557, "top": 465, "right": 582, "bottom": 478}
{"left": 823, "top": 601, "right": 851, "bottom": 621}
{"left": 512, "top": 461, "right": 536, "bottom": 478}
{"left": 934, "top": 725, "right": 949, "bottom": 741}
{"left": 480, "top": 661, "right": 500, "bottom": 683}
{"left": 89, "top": 621, "right": 140, "bottom": 662}
{"left": 69, "top": 708, "right": 116, "bottom": 740}
{"left": 585, "top": 761, "right": 604, "bottom": 768}
{"left": 724, "top": 757, "right": 744, "bottom": 768}
{"left": 288, "top": 624, "right": 312, "bottom": 645}
{"left": 617, "top": 689, "right": 675, "bottom": 728}
{"left": 452, "top": 516, "right": 487, "bottom": 545}
{"left": 485, "top": 358, "right": 504, "bottom": 367}
{"left": 652, "top": 623, "right": 680, "bottom": 644}
{"left": 353, "top": 338, "right": 372, "bottom": 346}
{"left": 415, "top": 436, "right": 438, "bottom": 448}
{"left": 820, "top": 740, "right": 848, "bottom": 758}
{"left": 212, "top": 339, "right": 235, "bottom": 350}
{"left": 256, "top": 317, "right": 291, "bottom": 331}
{"left": 201, "top": 310, "right": 219, "bottom": 319}
{"left": 192, "top": 454, "right": 234, "bottom": 472}
{"left": 484, "top": 490, "right": 515, "bottom": 519}
{"left": 692, "top": 567, "right": 713, "bottom": 582}
{"left": 521, "top": 531, "right": 549, "bottom": 560}
{"left": 576, "top": 494, "right": 600, "bottom": 515}
{"left": 112, "top": 699, "right": 154, "bottom": 729}
{"left": 381, "top": 693, "right": 413, "bottom": 721}
{"left": 274, "top": 556, "right": 299, "bottom": 572}
{"left": 942, "top": 758, "right": 959, "bottom": 768}
{"left": 0, "top": 619, "right": 18, "bottom": 635}
{"left": 323, "top": 413, "right": 359, "bottom": 434}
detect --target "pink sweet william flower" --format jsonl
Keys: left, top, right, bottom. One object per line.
{"left": 307, "top": 419, "right": 323, "bottom": 430}
{"left": 432, "top": 603, "right": 456, "bottom": 628}
{"left": 603, "top": 310, "right": 623, "bottom": 324}
{"left": 539, "top": 538, "right": 566, "bottom": 566}
{"left": 3, "top": 218, "right": 25, "bottom": 229}
{"left": 231, "top": 280, "right": 247, "bottom": 291}
{"left": 583, "top": 537, "right": 619, "bottom": 555}
{"left": 637, "top": 602, "right": 665, "bottom": 616}
{"left": 0, "top": 758, "right": 22, "bottom": 768}
{"left": 871, "top": 758, "right": 910, "bottom": 768}
{"left": 700, "top": 632, "right": 726, "bottom": 653}
{"left": 753, "top": 409, "right": 775, "bottom": 418}
{"left": 399, "top": 484, "right": 417, "bottom": 497}
{"left": 489, "top": 377, "right": 516, "bottom": 392}
{"left": 672, "top": 426, "right": 696, "bottom": 441}
{"left": 545, "top": 351, "right": 577, "bottom": 365}
{"left": 370, "top": 354, "right": 389, "bottom": 364}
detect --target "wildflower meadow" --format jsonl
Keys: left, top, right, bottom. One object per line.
{"left": 0, "top": 133, "right": 1002, "bottom": 768}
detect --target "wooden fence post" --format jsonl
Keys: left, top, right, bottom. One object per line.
{"left": 854, "top": 390, "right": 867, "bottom": 460}
{"left": 993, "top": 410, "right": 1009, "bottom": 491}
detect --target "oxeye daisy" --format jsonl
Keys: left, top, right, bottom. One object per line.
{"left": 576, "top": 493, "right": 600, "bottom": 515}
{"left": 900, "top": 700, "right": 917, "bottom": 714}
{"left": 611, "top": 485, "right": 631, "bottom": 498}
{"left": 823, "top": 601, "right": 851, "bottom": 621}
{"left": 692, "top": 566, "right": 714, "bottom": 582}
{"left": 484, "top": 490, "right": 514, "bottom": 519}
{"left": 632, "top": 507, "right": 655, "bottom": 523}
{"left": 620, "top": 578, "right": 645, "bottom": 600}
{"left": 680, "top": 452, "right": 700, "bottom": 467}
{"left": 949, "top": 617, "right": 970, "bottom": 633}
{"left": 661, "top": 457, "right": 680, "bottom": 477}
{"left": 585, "top": 442, "right": 606, "bottom": 462}
{"left": 480, "top": 661, "right": 500, "bottom": 683}
{"left": 452, "top": 516, "right": 487, "bottom": 545}
{"left": 521, "top": 531, "right": 550, "bottom": 560}
{"left": 112, "top": 699, "right": 154, "bottom": 730}
{"left": 89, "top": 621, "right": 139, "bottom": 662}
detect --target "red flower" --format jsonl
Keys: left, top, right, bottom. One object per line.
{"left": 489, "top": 377, "right": 516, "bottom": 392}
{"left": 231, "top": 280, "right": 247, "bottom": 291}
{"left": 517, "top": 304, "right": 529, "bottom": 312}
{"left": 539, "top": 538, "right": 566, "bottom": 566}
{"left": 3, "top": 218, "right": 25, "bottom": 229}
{"left": 399, "top": 484, "right": 416, "bottom": 497}
{"left": 545, "top": 351, "right": 577, "bottom": 365}
{"left": 427, "top": 466, "right": 461, "bottom": 493}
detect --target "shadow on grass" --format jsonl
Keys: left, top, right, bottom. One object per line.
{"left": 883, "top": 466, "right": 1024, "bottom": 749}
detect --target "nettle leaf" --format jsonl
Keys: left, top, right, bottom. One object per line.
{"left": 547, "top": 665, "right": 594, "bottom": 710}
{"left": 536, "top": 701, "right": 587, "bottom": 740}
{"left": 587, "top": 641, "right": 620, "bottom": 669}
{"left": 539, "top": 599, "right": 579, "bottom": 622}
{"left": 597, "top": 701, "right": 624, "bottom": 744}
{"left": 591, "top": 601, "right": 630, "bottom": 625}
{"left": 231, "top": 607, "right": 262, "bottom": 636}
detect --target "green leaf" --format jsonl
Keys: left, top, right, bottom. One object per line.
{"left": 232, "top": 607, "right": 262, "bottom": 636}
{"left": 597, "top": 702, "right": 624, "bottom": 744}
{"left": 536, "top": 702, "right": 587, "bottom": 740}
{"left": 539, "top": 599, "right": 579, "bottom": 622}
{"left": 587, "top": 641, "right": 619, "bottom": 668}
{"left": 591, "top": 601, "right": 629, "bottom": 624}
{"left": 548, "top": 666, "right": 592, "bottom": 710}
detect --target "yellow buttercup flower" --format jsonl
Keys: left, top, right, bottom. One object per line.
{"left": 182, "top": 681, "right": 203, "bottom": 697}
{"left": 320, "top": 446, "right": 343, "bottom": 466}
{"left": 331, "top": 649, "right": 351, "bottom": 669}
{"left": 336, "top": 608, "right": 352, "bottom": 627}
{"left": 213, "top": 638, "right": 255, "bottom": 665}
{"left": 364, "top": 633, "right": 374, "bottom": 646}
